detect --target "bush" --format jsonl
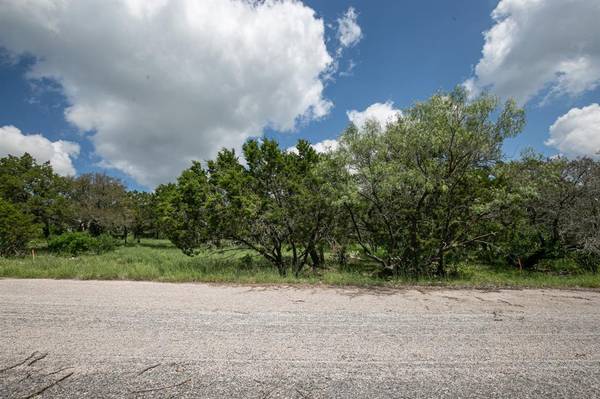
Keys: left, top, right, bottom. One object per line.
{"left": 48, "top": 232, "right": 119, "bottom": 256}
{"left": 48, "top": 232, "right": 95, "bottom": 255}
{"left": 239, "top": 253, "right": 254, "bottom": 270}
{"left": 572, "top": 251, "right": 600, "bottom": 274}
{"left": 95, "top": 233, "right": 119, "bottom": 253}
{"left": 0, "top": 198, "right": 39, "bottom": 257}
{"left": 536, "top": 258, "right": 584, "bottom": 275}
{"left": 531, "top": 253, "right": 600, "bottom": 275}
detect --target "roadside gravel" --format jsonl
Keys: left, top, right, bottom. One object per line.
{"left": 1, "top": 279, "right": 599, "bottom": 398}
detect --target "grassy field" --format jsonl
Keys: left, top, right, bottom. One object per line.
{"left": 1, "top": 239, "right": 599, "bottom": 289}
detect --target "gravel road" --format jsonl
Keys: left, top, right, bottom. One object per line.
{"left": 1, "top": 279, "right": 599, "bottom": 398}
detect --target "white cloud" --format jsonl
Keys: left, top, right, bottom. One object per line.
{"left": 337, "top": 7, "right": 362, "bottom": 48}
{"left": 0, "top": 126, "right": 79, "bottom": 175}
{"left": 347, "top": 102, "right": 402, "bottom": 130}
{"left": 311, "top": 139, "right": 339, "bottom": 153}
{"left": 546, "top": 103, "right": 600, "bottom": 157}
{"left": 466, "top": 0, "right": 600, "bottom": 104}
{"left": 322, "top": 7, "right": 363, "bottom": 82}
{"left": 0, "top": 0, "right": 333, "bottom": 187}
{"left": 287, "top": 138, "right": 339, "bottom": 155}
{"left": 339, "top": 59, "right": 357, "bottom": 77}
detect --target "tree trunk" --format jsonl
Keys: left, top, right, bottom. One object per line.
{"left": 436, "top": 248, "right": 446, "bottom": 277}
{"left": 291, "top": 243, "right": 297, "bottom": 269}
{"left": 310, "top": 247, "right": 320, "bottom": 273}
{"left": 336, "top": 244, "right": 348, "bottom": 268}
{"left": 275, "top": 246, "right": 285, "bottom": 276}
{"left": 43, "top": 221, "right": 51, "bottom": 239}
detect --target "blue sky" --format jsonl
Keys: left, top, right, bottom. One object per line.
{"left": 1, "top": 0, "right": 599, "bottom": 190}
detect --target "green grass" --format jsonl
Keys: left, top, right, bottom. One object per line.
{"left": 440, "top": 263, "right": 600, "bottom": 289}
{"left": 1, "top": 239, "right": 599, "bottom": 289}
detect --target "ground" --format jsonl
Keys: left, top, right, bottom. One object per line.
{"left": 1, "top": 279, "right": 599, "bottom": 398}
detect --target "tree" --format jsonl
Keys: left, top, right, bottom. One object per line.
{"left": 69, "top": 173, "right": 132, "bottom": 239}
{"left": 338, "top": 88, "right": 525, "bottom": 276}
{"left": 0, "top": 153, "right": 72, "bottom": 238}
{"left": 157, "top": 164, "right": 211, "bottom": 255}
{"left": 493, "top": 154, "right": 600, "bottom": 270}
{"left": 161, "top": 139, "right": 338, "bottom": 276}
{"left": 0, "top": 198, "right": 39, "bottom": 256}
{"left": 128, "top": 191, "right": 160, "bottom": 242}
{"left": 206, "top": 141, "right": 293, "bottom": 275}
{"left": 154, "top": 182, "right": 178, "bottom": 241}
{"left": 278, "top": 140, "right": 337, "bottom": 273}
{"left": 570, "top": 158, "right": 600, "bottom": 264}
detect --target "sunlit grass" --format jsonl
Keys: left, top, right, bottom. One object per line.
{"left": 1, "top": 239, "right": 599, "bottom": 289}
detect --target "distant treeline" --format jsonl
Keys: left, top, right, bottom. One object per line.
{"left": 1, "top": 88, "right": 599, "bottom": 277}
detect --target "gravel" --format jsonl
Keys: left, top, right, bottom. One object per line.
{"left": 1, "top": 279, "right": 599, "bottom": 398}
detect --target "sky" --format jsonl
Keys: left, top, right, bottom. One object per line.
{"left": 0, "top": 0, "right": 599, "bottom": 190}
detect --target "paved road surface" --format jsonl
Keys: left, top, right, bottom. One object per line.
{"left": 1, "top": 279, "right": 599, "bottom": 398}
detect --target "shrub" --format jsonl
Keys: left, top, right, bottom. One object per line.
{"left": 95, "top": 233, "right": 119, "bottom": 253}
{"left": 0, "top": 198, "right": 39, "bottom": 257}
{"left": 48, "top": 232, "right": 119, "bottom": 256}
{"left": 239, "top": 253, "right": 254, "bottom": 270}
{"left": 48, "top": 232, "right": 95, "bottom": 255}
{"left": 536, "top": 257, "right": 586, "bottom": 275}
{"left": 572, "top": 251, "right": 600, "bottom": 274}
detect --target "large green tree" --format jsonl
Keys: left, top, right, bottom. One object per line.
{"left": 0, "top": 197, "right": 39, "bottom": 256}
{"left": 491, "top": 154, "right": 600, "bottom": 270}
{"left": 207, "top": 139, "right": 333, "bottom": 276}
{"left": 164, "top": 139, "right": 337, "bottom": 276}
{"left": 0, "top": 153, "right": 72, "bottom": 238}
{"left": 68, "top": 173, "right": 132, "bottom": 238}
{"left": 338, "top": 88, "right": 525, "bottom": 276}
{"left": 157, "top": 164, "right": 211, "bottom": 255}
{"left": 128, "top": 191, "right": 161, "bottom": 242}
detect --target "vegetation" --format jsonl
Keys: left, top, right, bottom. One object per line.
{"left": 1, "top": 88, "right": 599, "bottom": 288}
{"left": 336, "top": 89, "right": 524, "bottom": 277}
{"left": 0, "top": 198, "right": 38, "bottom": 256}
{"left": 1, "top": 239, "right": 599, "bottom": 288}
{"left": 47, "top": 232, "right": 118, "bottom": 256}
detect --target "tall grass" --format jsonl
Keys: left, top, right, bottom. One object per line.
{"left": 1, "top": 239, "right": 599, "bottom": 288}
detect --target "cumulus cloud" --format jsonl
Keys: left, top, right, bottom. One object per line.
{"left": 287, "top": 138, "right": 339, "bottom": 155}
{"left": 0, "top": 125, "right": 79, "bottom": 175}
{"left": 311, "top": 139, "right": 339, "bottom": 153}
{"left": 337, "top": 7, "right": 362, "bottom": 48}
{"left": 0, "top": 0, "right": 333, "bottom": 187}
{"left": 546, "top": 103, "right": 600, "bottom": 157}
{"left": 347, "top": 101, "right": 402, "bottom": 130}
{"left": 466, "top": 0, "right": 600, "bottom": 104}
